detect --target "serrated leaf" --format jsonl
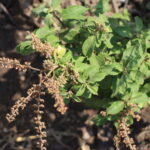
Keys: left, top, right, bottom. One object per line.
{"left": 87, "top": 84, "right": 99, "bottom": 95}
{"left": 112, "top": 11, "right": 130, "bottom": 20}
{"left": 115, "top": 26, "right": 132, "bottom": 38}
{"left": 84, "top": 65, "right": 99, "bottom": 78}
{"left": 74, "top": 63, "right": 89, "bottom": 72}
{"left": 102, "top": 63, "right": 123, "bottom": 76}
{"left": 73, "top": 96, "right": 82, "bottom": 102}
{"left": 82, "top": 36, "right": 96, "bottom": 57}
{"left": 88, "top": 54, "right": 100, "bottom": 67}
{"left": 51, "top": 0, "right": 61, "bottom": 8}
{"left": 46, "top": 34, "right": 59, "bottom": 46}
{"left": 97, "top": 53, "right": 108, "bottom": 66}
{"left": 126, "top": 115, "right": 134, "bottom": 125}
{"left": 64, "top": 98, "right": 70, "bottom": 105}
{"left": 89, "top": 72, "right": 106, "bottom": 83}
{"left": 35, "top": 26, "right": 51, "bottom": 39}
{"left": 82, "top": 89, "right": 92, "bottom": 99}
{"left": 16, "top": 41, "right": 35, "bottom": 55}
{"left": 140, "top": 83, "right": 150, "bottom": 94}
{"left": 73, "top": 56, "right": 85, "bottom": 64}
{"left": 84, "top": 97, "right": 111, "bottom": 109}
{"left": 135, "top": 16, "right": 143, "bottom": 31}
{"left": 95, "top": 0, "right": 110, "bottom": 15}
{"left": 61, "top": 5, "right": 88, "bottom": 20}
{"left": 105, "top": 37, "right": 113, "bottom": 48}
{"left": 76, "top": 85, "right": 85, "bottom": 96}
{"left": 131, "top": 93, "right": 149, "bottom": 108}
{"left": 59, "top": 51, "right": 72, "bottom": 64}
{"left": 102, "top": 33, "right": 113, "bottom": 48}
{"left": 107, "top": 101, "right": 124, "bottom": 115}
{"left": 93, "top": 115, "right": 107, "bottom": 126}
{"left": 78, "top": 73, "right": 88, "bottom": 83}
{"left": 32, "top": 4, "right": 47, "bottom": 16}
{"left": 64, "top": 27, "right": 80, "bottom": 41}
{"left": 44, "top": 13, "right": 53, "bottom": 26}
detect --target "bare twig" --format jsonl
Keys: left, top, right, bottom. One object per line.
{"left": 47, "top": 129, "right": 77, "bottom": 150}
{"left": 124, "top": 0, "right": 129, "bottom": 10}
{"left": 0, "top": 57, "right": 40, "bottom": 72}
{"left": 112, "top": 0, "right": 119, "bottom": 13}
{"left": 52, "top": 11, "right": 66, "bottom": 27}
{"left": 0, "top": 2, "right": 13, "bottom": 23}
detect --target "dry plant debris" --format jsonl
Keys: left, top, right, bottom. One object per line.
{"left": 114, "top": 106, "right": 141, "bottom": 150}
{"left": 1, "top": 34, "right": 71, "bottom": 150}
{"left": 1, "top": 32, "right": 145, "bottom": 150}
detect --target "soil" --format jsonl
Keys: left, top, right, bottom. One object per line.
{"left": 0, "top": 0, "right": 150, "bottom": 150}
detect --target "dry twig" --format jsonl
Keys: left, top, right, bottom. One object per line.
{"left": 112, "top": 0, "right": 119, "bottom": 13}
{"left": 0, "top": 2, "right": 13, "bottom": 23}
{"left": 0, "top": 57, "right": 40, "bottom": 72}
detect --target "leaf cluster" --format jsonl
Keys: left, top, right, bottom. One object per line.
{"left": 17, "top": 0, "right": 150, "bottom": 136}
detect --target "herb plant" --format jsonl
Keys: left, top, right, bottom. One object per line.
{"left": 1, "top": 0, "right": 150, "bottom": 150}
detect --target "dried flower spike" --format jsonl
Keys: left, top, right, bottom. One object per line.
{"left": 114, "top": 109, "right": 137, "bottom": 150}
{"left": 31, "top": 33, "right": 54, "bottom": 57}
{"left": 0, "top": 57, "right": 29, "bottom": 72}
{"left": 34, "top": 96, "right": 47, "bottom": 150}
{"left": 0, "top": 57, "right": 40, "bottom": 72}
{"left": 44, "top": 77, "right": 68, "bottom": 114}
{"left": 6, "top": 84, "right": 41, "bottom": 123}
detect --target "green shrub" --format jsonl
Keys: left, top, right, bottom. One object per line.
{"left": 3, "top": 0, "right": 150, "bottom": 149}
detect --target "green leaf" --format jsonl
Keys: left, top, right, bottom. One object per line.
{"left": 107, "top": 114, "right": 120, "bottom": 121}
{"left": 93, "top": 115, "right": 107, "bottom": 126}
{"left": 73, "top": 56, "right": 85, "bottom": 64}
{"left": 95, "top": 0, "right": 110, "bottom": 15}
{"left": 89, "top": 72, "right": 106, "bottom": 83}
{"left": 88, "top": 54, "right": 100, "bottom": 67}
{"left": 60, "top": 88, "right": 68, "bottom": 97}
{"left": 115, "top": 26, "right": 132, "bottom": 38}
{"left": 82, "top": 89, "right": 92, "bottom": 99}
{"left": 126, "top": 115, "right": 134, "bottom": 125}
{"left": 102, "top": 63, "right": 123, "bottom": 76}
{"left": 46, "top": 34, "right": 59, "bottom": 46}
{"left": 78, "top": 73, "right": 88, "bottom": 83}
{"left": 32, "top": 4, "right": 48, "bottom": 16}
{"left": 140, "top": 83, "right": 150, "bottom": 94}
{"left": 84, "top": 65, "right": 99, "bottom": 78}
{"left": 84, "top": 97, "right": 111, "bottom": 109}
{"left": 61, "top": 5, "right": 88, "bottom": 20}
{"left": 35, "top": 26, "right": 51, "bottom": 39}
{"left": 102, "top": 33, "right": 113, "bottom": 49}
{"left": 105, "top": 37, "right": 113, "bottom": 48}
{"left": 64, "top": 27, "right": 80, "bottom": 41}
{"left": 51, "top": 0, "right": 61, "bottom": 8}
{"left": 44, "top": 13, "right": 53, "bottom": 26}
{"left": 97, "top": 52, "right": 108, "bottom": 66}
{"left": 107, "top": 101, "right": 124, "bottom": 115}
{"left": 139, "top": 63, "right": 149, "bottom": 76}
{"left": 129, "top": 83, "right": 140, "bottom": 93}
{"left": 135, "top": 16, "right": 143, "bottom": 31}
{"left": 73, "top": 96, "right": 82, "bottom": 102}
{"left": 16, "top": 41, "right": 35, "bottom": 55}
{"left": 131, "top": 93, "right": 149, "bottom": 108}
{"left": 87, "top": 84, "right": 99, "bottom": 95}
{"left": 122, "top": 40, "right": 145, "bottom": 70}
{"left": 59, "top": 51, "right": 72, "bottom": 64}
{"left": 76, "top": 85, "right": 85, "bottom": 96}
{"left": 112, "top": 11, "right": 130, "bottom": 20}
{"left": 82, "top": 36, "right": 96, "bottom": 57}
{"left": 74, "top": 63, "right": 89, "bottom": 72}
